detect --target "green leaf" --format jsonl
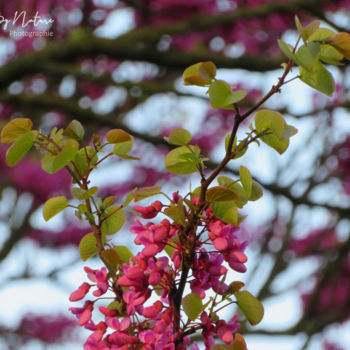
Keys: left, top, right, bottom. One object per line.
{"left": 209, "top": 80, "right": 246, "bottom": 109}
{"left": 299, "top": 61, "right": 335, "bottom": 96}
{"left": 295, "top": 16, "right": 307, "bottom": 42}
{"left": 113, "top": 141, "right": 133, "bottom": 157}
{"left": 72, "top": 186, "right": 98, "bottom": 200}
{"left": 254, "top": 109, "right": 289, "bottom": 154}
{"left": 211, "top": 201, "right": 238, "bottom": 226}
{"left": 106, "top": 129, "right": 134, "bottom": 157}
{"left": 0, "top": 118, "right": 33, "bottom": 144}
{"left": 103, "top": 196, "right": 116, "bottom": 208}
{"left": 295, "top": 42, "right": 320, "bottom": 71}
{"left": 182, "top": 293, "right": 203, "bottom": 321}
{"left": 308, "top": 28, "right": 343, "bottom": 65}
{"left": 43, "top": 196, "right": 68, "bottom": 221}
{"left": 277, "top": 40, "right": 297, "bottom": 62}
{"left": 217, "top": 177, "right": 248, "bottom": 208}
{"left": 123, "top": 189, "right": 136, "bottom": 206}
{"left": 6, "top": 131, "right": 34, "bottom": 166}
{"left": 239, "top": 166, "right": 252, "bottom": 197}
{"left": 101, "top": 206, "right": 126, "bottom": 236}
{"left": 183, "top": 61, "right": 216, "bottom": 86}
{"left": 164, "top": 203, "right": 185, "bottom": 225}
{"left": 73, "top": 146, "right": 98, "bottom": 177}
{"left": 198, "top": 61, "right": 216, "bottom": 80}
{"left": 133, "top": 186, "right": 162, "bottom": 202}
{"left": 62, "top": 120, "right": 84, "bottom": 140}
{"left": 207, "top": 186, "right": 239, "bottom": 202}
{"left": 235, "top": 290, "right": 264, "bottom": 326}
{"left": 228, "top": 341, "right": 247, "bottom": 350}
{"left": 101, "top": 248, "right": 121, "bottom": 267}
{"left": 107, "top": 301, "right": 122, "bottom": 313}
{"left": 79, "top": 233, "right": 97, "bottom": 261}
{"left": 282, "top": 124, "right": 298, "bottom": 138}
{"left": 211, "top": 345, "right": 229, "bottom": 350}
{"left": 249, "top": 180, "right": 263, "bottom": 201}
{"left": 164, "top": 236, "right": 179, "bottom": 258}
{"left": 332, "top": 32, "right": 350, "bottom": 60}
{"left": 223, "top": 281, "right": 245, "bottom": 296}
{"left": 167, "top": 128, "right": 192, "bottom": 146}
{"left": 165, "top": 145, "right": 200, "bottom": 175}
{"left": 41, "top": 139, "right": 79, "bottom": 174}
{"left": 114, "top": 245, "right": 134, "bottom": 263}
{"left": 304, "top": 20, "right": 320, "bottom": 39}
{"left": 106, "top": 129, "right": 133, "bottom": 144}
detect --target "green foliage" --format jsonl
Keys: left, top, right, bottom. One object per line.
{"left": 249, "top": 180, "right": 264, "bottom": 201}
{"left": 295, "top": 42, "right": 320, "bottom": 71}
{"left": 207, "top": 186, "right": 239, "bottom": 202}
{"left": 299, "top": 62, "right": 335, "bottom": 96}
{"left": 72, "top": 186, "right": 98, "bottom": 200}
{"left": 0, "top": 118, "right": 33, "bottom": 144}
{"left": 308, "top": 28, "right": 343, "bottom": 65}
{"left": 106, "top": 129, "right": 135, "bottom": 158}
{"left": 295, "top": 16, "right": 320, "bottom": 43}
{"left": 43, "top": 196, "right": 68, "bottom": 221}
{"left": 42, "top": 139, "right": 79, "bottom": 174}
{"left": 164, "top": 203, "right": 186, "bottom": 225}
{"left": 183, "top": 61, "right": 216, "bottom": 86}
{"left": 79, "top": 233, "right": 98, "bottom": 261}
{"left": 6, "top": 131, "right": 35, "bottom": 166}
{"left": 235, "top": 290, "right": 264, "bottom": 326}
{"left": 211, "top": 201, "right": 238, "bottom": 226}
{"left": 182, "top": 293, "right": 203, "bottom": 321}
{"left": 62, "top": 120, "right": 84, "bottom": 141}
{"left": 73, "top": 146, "right": 98, "bottom": 177}
{"left": 165, "top": 145, "right": 201, "bottom": 175}
{"left": 101, "top": 248, "right": 121, "bottom": 267}
{"left": 101, "top": 206, "right": 126, "bottom": 236}
{"left": 166, "top": 128, "right": 192, "bottom": 146}
{"left": 239, "top": 166, "right": 252, "bottom": 197}
{"left": 114, "top": 245, "right": 134, "bottom": 263}
{"left": 209, "top": 80, "right": 247, "bottom": 109}
{"left": 254, "top": 109, "right": 297, "bottom": 154}
{"left": 132, "top": 186, "right": 161, "bottom": 202}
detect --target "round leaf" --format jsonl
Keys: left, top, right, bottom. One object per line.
{"left": 79, "top": 233, "right": 98, "bottom": 261}
{"left": 207, "top": 186, "right": 239, "bottom": 202}
{"left": 249, "top": 180, "right": 263, "bottom": 201}
{"left": 106, "top": 129, "right": 133, "bottom": 144}
{"left": 254, "top": 109, "right": 290, "bottom": 154}
{"left": 235, "top": 290, "right": 264, "bottom": 326}
{"left": 165, "top": 145, "right": 200, "bottom": 175}
{"left": 182, "top": 293, "right": 203, "bottom": 321}
{"left": 209, "top": 80, "right": 246, "bottom": 108}
{"left": 6, "top": 131, "right": 34, "bottom": 167}
{"left": 299, "top": 61, "right": 335, "bottom": 96}
{"left": 239, "top": 166, "right": 252, "bottom": 197}
{"left": 43, "top": 196, "right": 68, "bottom": 221}
{"left": 133, "top": 186, "right": 161, "bottom": 202}
{"left": 114, "top": 245, "right": 134, "bottom": 263}
{"left": 62, "top": 119, "right": 84, "bottom": 140}
{"left": 167, "top": 128, "right": 192, "bottom": 146}
{"left": 0, "top": 118, "right": 33, "bottom": 144}
{"left": 101, "top": 206, "right": 126, "bottom": 236}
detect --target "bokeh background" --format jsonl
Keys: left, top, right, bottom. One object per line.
{"left": 0, "top": 0, "right": 350, "bottom": 349}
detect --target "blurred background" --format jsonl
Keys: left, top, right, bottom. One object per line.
{"left": 0, "top": 0, "right": 350, "bottom": 349}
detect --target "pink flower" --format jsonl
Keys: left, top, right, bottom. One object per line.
{"left": 134, "top": 200, "right": 163, "bottom": 219}
{"left": 84, "top": 267, "right": 109, "bottom": 296}
{"left": 69, "top": 301, "right": 93, "bottom": 326}
{"left": 216, "top": 313, "right": 240, "bottom": 343}
{"left": 69, "top": 282, "right": 91, "bottom": 302}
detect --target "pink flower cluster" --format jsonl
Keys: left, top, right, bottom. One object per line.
{"left": 69, "top": 193, "right": 249, "bottom": 349}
